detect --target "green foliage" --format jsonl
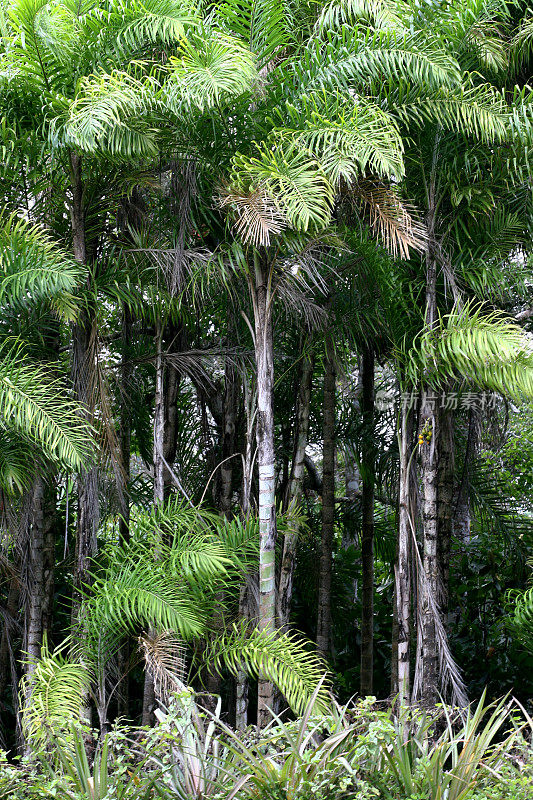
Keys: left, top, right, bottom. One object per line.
{"left": 0, "top": 212, "right": 81, "bottom": 318}
{"left": 0, "top": 343, "right": 93, "bottom": 472}
{"left": 19, "top": 639, "right": 91, "bottom": 748}
{"left": 207, "top": 623, "right": 331, "bottom": 716}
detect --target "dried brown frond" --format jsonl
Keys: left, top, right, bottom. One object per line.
{"left": 139, "top": 630, "right": 188, "bottom": 704}
{"left": 219, "top": 187, "right": 287, "bottom": 248}
{"left": 353, "top": 180, "right": 428, "bottom": 259}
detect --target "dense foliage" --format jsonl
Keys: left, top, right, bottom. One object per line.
{"left": 0, "top": 0, "right": 532, "bottom": 791}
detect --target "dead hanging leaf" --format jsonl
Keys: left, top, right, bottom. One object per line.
{"left": 219, "top": 187, "right": 286, "bottom": 248}
{"left": 353, "top": 180, "right": 428, "bottom": 259}
{"left": 139, "top": 630, "right": 188, "bottom": 703}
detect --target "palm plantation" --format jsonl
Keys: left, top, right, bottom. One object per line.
{"left": 0, "top": 0, "right": 533, "bottom": 797}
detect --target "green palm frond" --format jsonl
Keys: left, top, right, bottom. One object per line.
{"left": 214, "top": 0, "right": 293, "bottom": 69}
{"left": 87, "top": 558, "right": 208, "bottom": 642}
{"left": 508, "top": 583, "right": 533, "bottom": 654}
{"left": 276, "top": 91, "right": 404, "bottom": 184}
{"left": 317, "top": 0, "right": 409, "bottom": 32}
{"left": 110, "top": 0, "right": 199, "bottom": 50}
{"left": 405, "top": 306, "right": 533, "bottom": 399}
{"left": 512, "top": 11, "right": 533, "bottom": 61}
{"left": 229, "top": 143, "right": 334, "bottom": 233}
{"left": 396, "top": 81, "right": 512, "bottom": 144}
{"left": 20, "top": 638, "right": 91, "bottom": 743}
{"left": 164, "top": 30, "right": 257, "bottom": 112}
{"left": 0, "top": 345, "right": 93, "bottom": 469}
{"left": 0, "top": 427, "right": 37, "bottom": 493}
{"left": 302, "top": 29, "right": 461, "bottom": 94}
{"left": 207, "top": 623, "right": 331, "bottom": 716}
{"left": 0, "top": 212, "right": 81, "bottom": 318}
{"left": 56, "top": 70, "right": 160, "bottom": 157}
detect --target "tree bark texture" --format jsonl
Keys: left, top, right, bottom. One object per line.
{"left": 317, "top": 339, "right": 336, "bottom": 658}
{"left": 360, "top": 348, "right": 375, "bottom": 696}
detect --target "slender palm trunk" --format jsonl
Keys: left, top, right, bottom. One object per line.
{"left": 317, "top": 339, "right": 336, "bottom": 657}
{"left": 253, "top": 259, "right": 277, "bottom": 728}
{"left": 117, "top": 305, "right": 132, "bottom": 719}
{"left": 416, "top": 179, "right": 440, "bottom": 705}
{"left": 437, "top": 409, "right": 454, "bottom": 617}
{"left": 453, "top": 409, "right": 478, "bottom": 544}
{"left": 235, "top": 374, "right": 255, "bottom": 730}
{"left": 360, "top": 348, "right": 375, "bottom": 696}
{"left": 69, "top": 152, "right": 98, "bottom": 629}
{"left": 394, "top": 403, "right": 414, "bottom": 702}
{"left": 25, "top": 477, "right": 46, "bottom": 670}
{"left": 277, "top": 348, "right": 314, "bottom": 631}
{"left": 235, "top": 582, "right": 251, "bottom": 731}
{"left": 220, "top": 359, "right": 239, "bottom": 519}
{"left": 142, "top": 320, "right": 164, "bottom": 725}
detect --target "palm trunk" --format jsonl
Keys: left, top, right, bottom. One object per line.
{"left": 453, "top": 409, "right": 478, "bottom": 544}
{"left": 70, "top": 152, "right": 98, "bottom": 630}
{"left": 235, "top": 374, "right": 255, "bottom": 729}
{"left": 394, "top": 402, "right": 414, "bottom": 702}
{"left": 142, "top": 320, "right": 164, "bottom": 725}
{"left": 416, "top": 176, "right": 440, "bottom": 705}
{"left": 253, "top": 259, "right": 277, "bottom": 729}
{"left": 220, "top": 357, "right": 239, "bottom": 518}
{"left": 317, "top": 339, "right": 336, "bottom": 657}
{"left": 235, "top": 582, "right": 251, "bottom": 731}
{"left": 25, "top": 477, "right": 46, "bottom": 669}
{"left": 437, "top": 409, "right": 454, "bottom": 618}
{"left": 277, "top": 348, "right": 314, "bottom": 631}
{"left": 117, "top": 305, "right": 132, "bottom": 719}
{"left": 360, "top": 348, "right": 375, "bottom": 696}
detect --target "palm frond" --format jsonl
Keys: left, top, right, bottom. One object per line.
{"left": 0, "top": 345, "right": 93, "bottom": 469}
{"left": 229, "top": 143, "right": 334, "bottom": 233}
{"left": 207, "top": 623, "right": 331, "bottom": 715}
{"left": 0, "top": 428, "right": 37, "bottom": 494}
{"left": 317, "top": 0, "right": 409, "bottom": 32}
{"left": 219, "top": 187, "right": 287, "bottom": 248}
{"left": 56, "top": 70, "right": 160, "bottom": 157}
{"left": 405, "top": 306, "right": 533, "bottom": 399}
{"left": 139, "top": 630, "right": 188, "bottom": 702}
{"left": 214, "top": 0, "right": 293, "bottom": 69}
{"left": 0, "top": 212, "right": 81, "bottom": 319}
{"left": 20, "top": 638, "right": 91, "bottom": 743}
{"left": 164, "top": 30, "right": 257, "bottom": 112}
{"left": 352, "top": 180, "right": 428, "bottom": 258}
{"left": 277, "top": 91, "right": 404, "bottom": 184}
